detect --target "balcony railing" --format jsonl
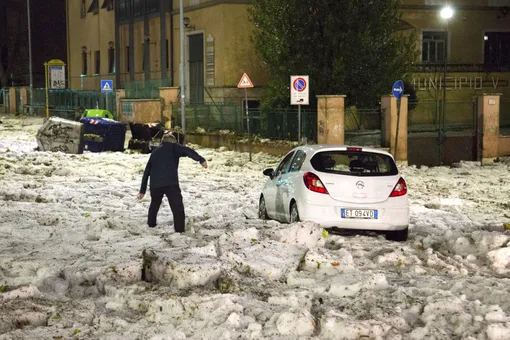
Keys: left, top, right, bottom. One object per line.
{"left": 413, "top": 63, "right": 510, "bottom": 73}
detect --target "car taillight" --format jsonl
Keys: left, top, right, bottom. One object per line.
{"left": 347, "top": 147, "right": 362, "bottom": 152}
{"left": 303, "top": 172, "right": 329, "bottom": 194}
{"left": 390, "top": 177, "right": 407, "bottom": 197}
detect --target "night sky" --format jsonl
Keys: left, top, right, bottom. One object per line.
{"left": 0, "top": 0, "right": 67, "bottom": 88}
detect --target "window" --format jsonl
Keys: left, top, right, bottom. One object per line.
{"left": 126, "top": 46, "right": 130, "bottom": 72}
{"left": 484, "top": 32, "right": 510, "bottom": 69}
{"left": 146, "top": 0, "right": 160, "bottom": 13}
{"left": 101, "top": 0, "right": 114, "bottom": 11}
{"left": 275, "top": 152, "right": 295, "bottom": 177}
{"left": 166, "top": 39, "right": 169, "bottom": 69}
{"left": 422, "top": 31, "right": 446, "bottom": 63}
{"left": 94, "top": 51, "right": 100, "bottom": 75}
{"left": 119, "top": 0, "right": 129, "bottom": 19}
{"left": 108, "top": 47, "right": 115, "bottom": 74}
{"left": 88, "top": 0, "right": 99, "bottom": 14}
{"left": 81, "top": 0, "right": 86, "bottom": 18}
{"left": 310, "top": 151, "right": 398, "bottom": 177}
{"left": 133, "top": 0, "right": 143, "bottom": 16}
{"left": 289, "top": 151, "right": 306, "bottom": 173}
{"left": 82, "top": 49, "right": 88, "bottom": 76}
{"left": 141, "top": 43, "right": 145, "bottom": 71}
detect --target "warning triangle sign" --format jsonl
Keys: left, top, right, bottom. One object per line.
{"left": 237, "top": 73, "right": 254, "bottom": 88}
{"left": 102, "top": 82, "right": 112, "bottom": 91}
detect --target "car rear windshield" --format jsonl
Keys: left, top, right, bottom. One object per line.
{"left": 310, "top": 150, "right": 398, "bottom": 176}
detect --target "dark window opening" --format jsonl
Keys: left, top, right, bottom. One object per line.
{"left": 101, "top": 0, "right": 114, "bottom": 11}
{"left": 166, "top": 39, "right": 169, "bottom": 69}
{"left": 88, "top": 0, "right": 99, "bottom": 14}
{"left": 119, "top": 0, "right": 129, "bottom": 19}
{"left": 108, "top": 48, "right": 115, "bottom": 74}
{"left": 422, "top": 31, "right": 446, "bottom": 63}
{"left": 133, "top": 0, "right": 143, "bottom": 16}
{"left": 146, "top": 0, "right": 159, "bottom": 13}
{"left": 141, "top": 43, "right": 145, "bottom": 71}
{"left": 81, "top": 0, "right": 87, "bottom": 18}
{"left": 126, "top": 46, "right": 130, "bottom": 72}
{"left": 82, "top": 52, "right": 88, "bottom": 76}
{"left": 484, "top": 32, "right": 510, "bottom": 69}
{"left": 94, "top": 51, "right": 100, "bottom": 75}
{"left": 310, "top": 151, "right": 398, "bottom": 177}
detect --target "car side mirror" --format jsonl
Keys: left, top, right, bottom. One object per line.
{"left": 263, "top": 168, "right": 274, "bottom": 178}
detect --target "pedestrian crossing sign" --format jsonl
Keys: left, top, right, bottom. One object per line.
{"left": 101, "top": 80, "right": 114, "bottom": 93}
{"left": 237, "top": 73, "right": 254, "bottom": 88}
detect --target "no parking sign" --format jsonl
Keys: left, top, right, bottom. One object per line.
{"left": 290, "top": 75, "right": 309, "bottom": 105}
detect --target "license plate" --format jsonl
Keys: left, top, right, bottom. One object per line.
{"left": 341, "top": 209, "right": 378, "bottom": 219}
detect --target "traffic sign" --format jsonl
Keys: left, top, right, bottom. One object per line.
{"left": 101, "top": 80, "right": 114, "bottom": 93}
{"left": 237, "top": 73, "right": 254, "bottom": 88}
{"left": 290, "top": 75, "right": 309, "bottom": 105}
{"left": 392, "top": 80, "right": 404, "bottom": 99}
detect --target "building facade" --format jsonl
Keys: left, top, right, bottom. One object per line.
{"left": 67, "top": 0, "right": 265, "bottom": 103}
{"left": 66, "top": 0, "right": 510, "bottom": 109}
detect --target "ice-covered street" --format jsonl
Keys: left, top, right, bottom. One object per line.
{"left": 1, "top": 116, "right": 510, "bottom": 340}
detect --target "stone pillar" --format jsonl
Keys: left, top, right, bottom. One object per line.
{"left": 389, "top": 95, "right": 408, "bottom": 163}
{"left": 316, "top": 95, "right": 346, "bottom": 144}
{"left": 159, "top": 87, "right": 179, "bottom": 127}
{"left": 381, "top": 95, "right": 397, "bottom": 148}
{"left": 20, "top": 87, "right": 28, "bottom": 114}
{"left": 477, "top": 94, "right": 501, "bottom": 164}
{"left": 116, "top": 89, "right": 126, "bottom": 118}
{"left": 8, "top": 88, "right": 16, "bottom": 114}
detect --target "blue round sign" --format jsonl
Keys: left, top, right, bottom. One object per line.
{"left": 392, "top": 80, "right": 404, "bottom": 99}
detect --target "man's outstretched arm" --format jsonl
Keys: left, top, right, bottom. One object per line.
{"left": 138, "top": 159, "right": 152, "bottom": 198}
{"left": 176, "top": 144, "right": 207, "bottom": 168}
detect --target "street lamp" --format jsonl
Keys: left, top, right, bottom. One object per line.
{"left": 27, "top": 0, "right": 33, "bottom": 116}
{"left": 439, "top": 6, "right": 453, "bottom": 151}
{"left": 179, "top": 0, "right": 186, "bottom": 134}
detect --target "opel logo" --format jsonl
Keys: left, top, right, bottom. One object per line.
{"left": 356, "top": 181, "right": 364, "bottom": 189}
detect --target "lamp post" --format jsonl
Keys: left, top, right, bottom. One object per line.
{"left": 27, "top": 0, "right": 33, "bottom": 116}
{"left": 179, "top": 0, "right": 186, "bottom": 134}
{"left": 440, "top": 6, "right": 453, "bottom": 148}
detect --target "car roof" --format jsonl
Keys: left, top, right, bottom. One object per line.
{"left": 292, "top": 144, "right": 393, "bottom": 158}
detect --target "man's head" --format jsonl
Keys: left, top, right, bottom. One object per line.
{"left": 161, "top": 133, "right": 177, "bottom": 144}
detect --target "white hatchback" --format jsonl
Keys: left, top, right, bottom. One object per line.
{"left": 259, "top": 145, "right": 409, "bottom": 241}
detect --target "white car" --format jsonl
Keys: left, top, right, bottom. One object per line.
{"left": 259, "top": 145, "right": 409, "bottom": 241}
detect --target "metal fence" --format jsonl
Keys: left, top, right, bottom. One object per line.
{"left": 408, "top": 99, "right": 476, "bottom": 133}
{"left": 30, "top": 88, "right": 116, "bottom": 118}
{"left": 124, "top": 78, "right": 173, "bottom": 99}
{"left": 172, "top": 103, "right": 318, "bottom": 141}
{"left": 500, "top": 99, "right": 510, "bottom": 135}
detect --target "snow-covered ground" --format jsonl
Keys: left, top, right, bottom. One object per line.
{"left": 1, "top": 115, "right": 510, "bottom": 340}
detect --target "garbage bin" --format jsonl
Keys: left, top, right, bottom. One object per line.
{"left": 80, "top": 117, "right": 126, "bottom": 152}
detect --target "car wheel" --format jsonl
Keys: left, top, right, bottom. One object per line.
{"left": 259, "top": 196, "right": 269, "bottom": 220}
{"left": 386, "top": 228, "right": 408, "bottom": 242}
{"left": 290, "top": 202, "right": 300, "bottom": 223}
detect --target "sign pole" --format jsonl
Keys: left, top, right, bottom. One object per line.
{"left": 237, "top": 73, "right": 254, "bottom": 162}
{"left": 394, "top": 98, "right": 401, "bottom": 159}
{"left": 106, "top": 92, "right": 109, "bottom": 112}
{"left": 391, "top": 80, "right": 404, "bottom": 160}
{"left": 245, "top": 88, "right": 251, "bottom": 162}
{"left": 45, "top": 62, "right": 49, "bottom": 119}
{"left": 298, "top": 104, "right": 301, "bottom": 143}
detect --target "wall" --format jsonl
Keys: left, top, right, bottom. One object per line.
{"left": 67, "top": 0, "right": 116, "bottom": 90}
{"left": 184, "top": 132, "right": 294, "bottom": 156}
{"left": 499, "top": 136, "right": 510, "bottom": 156}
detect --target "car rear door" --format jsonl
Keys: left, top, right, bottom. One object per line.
{"left": 264, "top": 151, "right": 295, "bottom": 220}
{"left": 276, "top": 150, "right": 307, "bottom": 222}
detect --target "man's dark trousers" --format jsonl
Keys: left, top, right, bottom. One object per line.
{"left": 148, "top": 185, "right": 185, "bottom": 232}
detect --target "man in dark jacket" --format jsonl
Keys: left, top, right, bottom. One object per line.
{"left": 137, "top": 133, "right": 207, "bottom": 231}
